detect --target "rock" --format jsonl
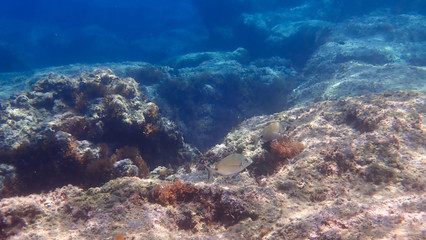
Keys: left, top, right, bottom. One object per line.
{"left": 113, "top": 159, "right": 139, "bottom": 177}
{"left": 0, "top": 69, "right": 199, "bottom": 196}
{"left": 152, "top": 49, "right": 297, "bottom": 150}
{"left": 0, "top": 91, "right": 424, "bottom": 239}
{"left": 289, "top": 14, "right": 426, "bottom": 106}
{"left": 0, "top": 196, "right": 44, "bottom": 238}
{"left": 0, "top": 164, "right": 15, "bottom": 189}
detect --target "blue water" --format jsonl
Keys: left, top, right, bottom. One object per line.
{"left": 0, "top": 0, "right": 424, "bottom": 72}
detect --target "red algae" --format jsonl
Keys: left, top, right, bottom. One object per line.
{"left": 269, "top": 136, "right": 305, "bottom": 159}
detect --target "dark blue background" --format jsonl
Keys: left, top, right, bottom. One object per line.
{"left": 0, "top": 0, "right": 424, "bottom": 72}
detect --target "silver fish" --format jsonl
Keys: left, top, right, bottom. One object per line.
{"left": 261, "top": 121, "right": 283, "bottom": 142}
{"left": 205, "top": 153, "right": 252, "bottom": 180}
{"left": 254, "top": 121, "right": 283, "bottom": 145}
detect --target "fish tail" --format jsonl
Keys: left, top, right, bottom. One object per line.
{"left": 204, "top": 165, "right": 213, "bottom": 181}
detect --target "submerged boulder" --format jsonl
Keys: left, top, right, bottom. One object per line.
{"left": 289, "top": 14, "right": 426, "bottom": 106}
{"left": 0, "top": 69, "right": 200, "bottom": 196}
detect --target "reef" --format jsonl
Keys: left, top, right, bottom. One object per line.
{"left": 0, "top": 69, "right": 199, "bottom": 196}
{"left": 287, "top": 13, "right": 426, "bottom": 107}
{"left": 0, "top": 52, "right": 299, "bottom": 152}
{"left": 0, "top": 90, "right": 424, "bottom": 239}
{"left": 154, "top": 48, "right": 298, "bottom": 151}
{"left": 0, "top": 2, "right": 425, "bottom": 238}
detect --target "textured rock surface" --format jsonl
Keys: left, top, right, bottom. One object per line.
{"left": 189, "top": 91, "right": 425, "bottom": 192}
{"left": 154, "top": 49, "right": 297, "bottom": 151}
{"left": 0, "top": 69, "right": 199, "bottom": 196}
{"left": 289, "top": 14, "right": 426, "bottom": 106}
{"left": 0, "top": 52, "right": 299, "bottom": 151}
{"left": 1, "top": 91, "right": 424, "bottom": 239}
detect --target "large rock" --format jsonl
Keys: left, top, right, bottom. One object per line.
{"left": 0, "top": 69, "right": 199, "bottom": 196}
{"left": 290, "top": 14, "right": 426, "bottom": 106}
{"left": 0, "top": 91, "right": 424, "bottom": 239}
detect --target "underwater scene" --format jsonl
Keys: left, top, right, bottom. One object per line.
{"left": 0, "top": 0, "right": 425, "bottom": 239}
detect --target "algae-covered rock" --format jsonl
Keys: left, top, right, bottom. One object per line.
{"left": 0, "top": 69, "right": 199, "bottom": 196}
{"left": 0, "top": 91, "right": 424, "bottom": 239}
{"left": 202, "top": 91, "right": 425, "bottom": 192}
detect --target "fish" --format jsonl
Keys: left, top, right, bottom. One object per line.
{"left": 255, "top": 121, "right": 284, "bottom": 145}
{"left": 261, "top": 121, "right": 283, "bottom": 142}
{"left": 205, "top": 153, "right": 252, "bottom": 180}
